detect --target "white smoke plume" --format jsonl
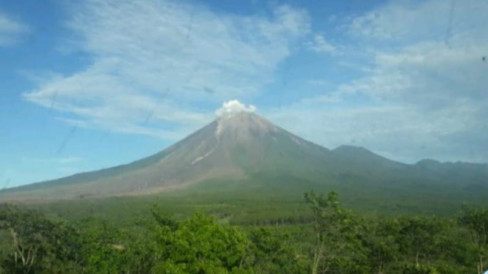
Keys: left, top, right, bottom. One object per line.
{"left": 215, "top": 100, "right": 257, "bottom": 116}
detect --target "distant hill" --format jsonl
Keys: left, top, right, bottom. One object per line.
{"left": 1, "top": 112, "right": 487, "bottom": 204}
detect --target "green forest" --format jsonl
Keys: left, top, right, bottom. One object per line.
{"left": 1, "top": 191, "right": 488, "bottom": 274}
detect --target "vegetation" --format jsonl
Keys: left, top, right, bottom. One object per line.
{"left": 1, "top": 191, "right": 487, "bottom": 273}
{"left": 0, "top": 192, "right": 488, "bottom": 273}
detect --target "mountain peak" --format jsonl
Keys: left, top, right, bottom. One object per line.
{"left": 215, "top": 111, "right": 278, "bottom": 139}
{"left": 2, "top": 106, "right": 486, "bottom": 203}
{"left": 216, "top": 110, "right": 256, "bottom": 120}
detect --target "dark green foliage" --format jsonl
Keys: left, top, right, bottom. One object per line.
{"left": 459, "top": 207, "right": 488, "bottom": 273}
{"left": 76, "top": 218, "right": 128, "bottom": 273}
{"left": 152, "top": 212, "right": 249, "bottom": 273}
{"left": 304, "top": 191, "right": 477, "bottom": 273}
{"left": 151, "top": 205, "right": 179, "bottom": 230}
{"left": 0, "top": 191, "right": 487, "bottom": 273}
{"left": 0, "top": 204, "right": 82, "bottom": 273}
{"left": 395, "top": 217, "right": 445, "bottom": 266}
{"left": 246, "top": 227, "right": 308, "bottom": 273}
{"left": 305, "top": 191, "right": 371, "bottom": 273}
{"left": 362, "top": 219, "right": 400, "bottom": 273}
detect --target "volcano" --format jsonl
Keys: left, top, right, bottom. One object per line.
{"left": 1, "top": 111, "right": 487, "bottom": 202}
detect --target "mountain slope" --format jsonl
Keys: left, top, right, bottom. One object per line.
{"left": 0, "top": 112, "right": 335, "bottom": 200}
{"left": 1, "top": 112, "right": 486, "bottom": 202}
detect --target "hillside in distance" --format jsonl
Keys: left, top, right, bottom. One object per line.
{"left": 1, "top": 112, "right": 487, "bottom": 204}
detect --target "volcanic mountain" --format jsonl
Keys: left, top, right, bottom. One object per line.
{"left": 1, "top": 111, "right": 487, "bottom": 202}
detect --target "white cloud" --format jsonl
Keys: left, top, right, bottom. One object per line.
{"left": 267, "top": 0, "right": 488, "bottom": 163}
{"left": 340, "top": 0, "right": 488, "bottom": 113}
{"left": 348, "top": 0, "right": 488, "bottom": 46}
{"left": 267, "top": 95, "right": 487, "bottom": 163}
{"left": 307, "top": 34, "right": 338, "bottom": 55}
{"left": 215, "top": 100, "right": 257, "bottom": 116}
{"left": 0, "top": 11, "right": 28, "bottom": 46}
{"left": 24, "top": 0, "right": 309, "bottom": 140}
{"left": 346, "top": 43, "right": 488, "bottom": 108}
{"left": 19, "top": 0, "right": 488, "bottom": 163}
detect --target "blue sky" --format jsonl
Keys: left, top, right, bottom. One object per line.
{"left": 1, "top": 0, "right": 487, "bottom": 188}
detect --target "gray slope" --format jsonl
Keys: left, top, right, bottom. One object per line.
{"left": 1, "top": 112, "right": 487, "bottom": 201}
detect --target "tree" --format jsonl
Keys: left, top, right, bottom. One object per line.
{"left": 395, "top": 217, "right": 445, "bottom": 267}
{"left": 361, "top": 219, "right": 399, "bottom": 274}
{"left": 0, "top": 204, "right": 82, "bottom": 273}
{"left": 152, "top": 212, "right": 250, "bottom": 273}
{"left": 76, "top": 217, "right": 127, "bottom": 273}
{"left": 304, "top": 191, "right": 366, "bottom": 273}
{"left": 247, "top": 227, "right": 307, "bottom": 273}
{"left": 459, "top": 207, "right": 488, "bottom": 273}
